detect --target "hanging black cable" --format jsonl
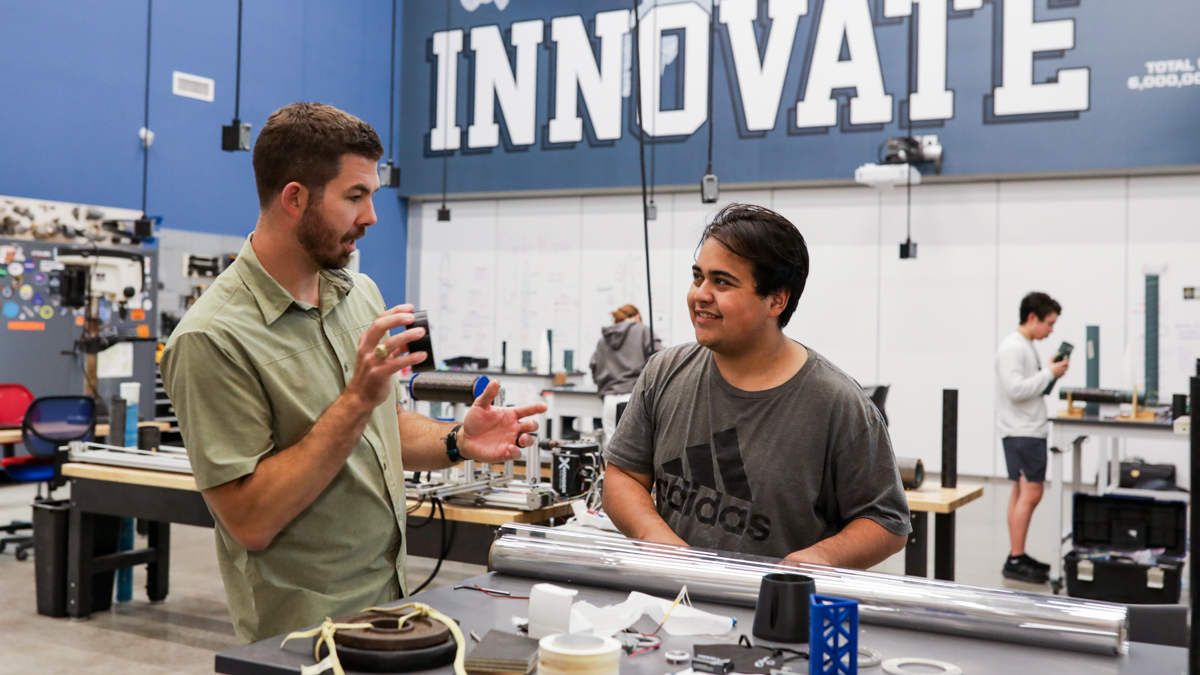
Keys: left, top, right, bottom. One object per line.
{"left": 379, "top": 0, "right": 401, "bottom": 187}
{"left": 388, "top": 0, "right": 397, "bottom": 161}
{"left": 904, "top": 5, "right": 914, "bottom": 248}
{"left": 632, "top": 1, "right": 656, "bottom": 344}
{"left": 705, "top": 2, "right": 715, "bottom": 176}
{"left": 892, "top": 4, "right": 919, "bottom": 259}
{"left": 141, "top": 0, "right": 152, "bottom": 215}
{"left": 647, "top": 8, "right": 658, "bottom": 217}
{"left": 437, "top": 0, "right": 452, "bottom": 220}
{"left": 699, "top": 1, "right": 718, "bottom": 203}
{"left": 221, "top": 0, "right": 250, "bottom": 151}
{"left": 235, "top": 0, "right": 243, "bottom": 120}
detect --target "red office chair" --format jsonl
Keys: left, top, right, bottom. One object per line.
{"left": 0, "top": 396, "right": 95, "bottom": 560}
{"left": 0, "top": 383, "right": 34, "bottom": 429}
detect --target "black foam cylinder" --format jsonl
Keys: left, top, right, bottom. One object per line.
{"left": 408, "top": 373, "right": 489, "bottom": 405}
{"left": 942, "top": 389, "right": 957, "bottom": 489}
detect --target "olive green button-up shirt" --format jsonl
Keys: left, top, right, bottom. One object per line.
{"left": 160, "top": 236, "right": 407, "bottom": 643}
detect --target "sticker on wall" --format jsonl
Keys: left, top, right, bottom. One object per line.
{"left": 38, "top": 305, "right": 53, "bottom": 320}
{"left": 75, "top": 315, "right": 84, "bottom": 326}
{"left": 18, "top": 285, "right": 33, "bottom": 301}
{"left": 0, "top": 286, "right": 10, "bottom": 299}
{"left": 98, "top": 302, "right": 111, "bottom": 323}
{"left": 39, "top": 260, "right": 64, "bottom": 272}
{"left": 0, "top": 246, "right": 15, "bottom": 264}
{"left": 23, "top": 260, "right": 34, "bottom": 271}
{"left": 136, "top": 324, "right": 150, "bottom": 338}
{"left": 32, "top": 293, "right": 43, "bottom": 306}
{"left": 30, "top": 250, "right": 50, "bottom": 259}
{"left": 33, "top": 272, "right": 47, "bottom": 285}
{"left": 7, "top": 321, "right": 45, "bottom": 331}
{"left": 2, "top": 301, "right": 18, "bottom": 318}
{"left": 6, "top": 262, "right": 23, "bottom": 277}
{"left": 142, "top": 298, "right": 153, "bottom": 311}
{"left": 131, "top": 308, "right": 146, "bottom": 321}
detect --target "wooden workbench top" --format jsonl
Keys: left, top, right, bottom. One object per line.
{"left": 903, "top": 484, "right": 984, "bottom": 514}
{"left": 0, "top": 420, "right": 171, "bottom": 446}
{"left": 61, "top": 462, "right": 575, "bottom": 525}
{"left": 63, "top": 461, "right": 199, "bottom": 491}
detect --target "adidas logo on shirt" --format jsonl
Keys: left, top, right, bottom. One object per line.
{"left": 654, "top": 428, "right": 772, "bottom": 542}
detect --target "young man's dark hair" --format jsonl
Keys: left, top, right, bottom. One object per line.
{"left": 1019, "top": 292, "right": 1062, "bottom": 323}
{"left": 252, "top": 102, "right": 384, "bottom": 208}
{"left": 697, "top": 203, "right": 809, "bottom": 328}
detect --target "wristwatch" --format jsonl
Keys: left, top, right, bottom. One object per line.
{"left": 444, "top": 424, "right": 464, "bottom": 464}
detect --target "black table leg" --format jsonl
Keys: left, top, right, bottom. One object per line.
{"left": 934, "top": 512, "right": 956, "bottom": 581}
{"left": 146, "top": 521, "right": 170, "bottom": 602}
{"left": 905, "top": 511, "right": 928, "bottom": 577}
{"left": 66, "top": 508, "right": 92, "bottom": 618}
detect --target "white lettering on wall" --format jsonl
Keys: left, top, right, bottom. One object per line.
{"left": 467, "top": 20, "right": 544, "bottom": 149}
{"left": 721, "top": 0, "right": 808, "bottom": 132}
{"left": 993, "top": 0, "right": 1089, "bottom": 115}
{"left": 638, "top": 3, "right": 710, "bottom": 137}
{"left": 430, "top": 29, "right": 464, "bottom": 152}
{"left": 548, "top": 11, "right": 631, "bottom": 144}
{"left": 796, "top": 0, "right": 893, "bottom": 128}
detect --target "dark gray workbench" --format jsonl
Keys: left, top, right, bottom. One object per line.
{"left": 215, "top": 572, "right": 1184, "bottom": 675}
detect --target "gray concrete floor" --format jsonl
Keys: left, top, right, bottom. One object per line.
{"left": 0, "top": 476, "right": 1121, "bottom": 673}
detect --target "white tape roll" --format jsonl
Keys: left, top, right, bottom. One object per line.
{"left": 538, "top": 633, "right": 621, "bottom": 675}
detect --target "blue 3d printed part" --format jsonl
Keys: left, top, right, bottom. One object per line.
{"left": 809, "top": 595, "right": 859, "bottom": 675}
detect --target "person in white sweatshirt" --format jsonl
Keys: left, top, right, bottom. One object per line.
{"left": 995, "top": 292, "right": 1069, "bottom": 583}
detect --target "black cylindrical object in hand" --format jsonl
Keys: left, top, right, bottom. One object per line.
{"left": 408, "top": 310, "right": 436, "bottom": 373}
{"left": 753, "top": 573, "right": 815, "bottom": 643}
{"left": 897, "top": 457, "right": 925, "bottom": 490}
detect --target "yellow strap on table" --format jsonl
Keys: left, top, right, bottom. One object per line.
{"left": 280, "top": 619, "right": 373, "bottom": 675}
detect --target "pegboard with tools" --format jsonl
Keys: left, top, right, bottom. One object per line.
{"left": 0, "top": 234, "right": 159, "bottom": 419}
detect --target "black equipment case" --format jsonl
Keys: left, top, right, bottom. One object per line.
{"left": 1063, "top": 493, "right": 1187, "bottom": 604}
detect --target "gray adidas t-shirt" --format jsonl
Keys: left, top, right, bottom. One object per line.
{"left": 603, "top": 343, "right": 911, "bottom": 559}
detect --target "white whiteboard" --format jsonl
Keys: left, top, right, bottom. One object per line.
{"left": 412, "top": 173, "right": 1200, "bottom": 478}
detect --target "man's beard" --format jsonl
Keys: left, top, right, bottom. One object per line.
{"left": 297, "top": 201, "right": 362, "bottom": 270}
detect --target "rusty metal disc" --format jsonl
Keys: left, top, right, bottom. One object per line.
{"left": 332, "top": 612, "right": 452, "bottom": 652}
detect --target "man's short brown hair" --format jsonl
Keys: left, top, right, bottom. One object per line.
{"left": 252, "top": 102, "right": 384, "bottom": 208}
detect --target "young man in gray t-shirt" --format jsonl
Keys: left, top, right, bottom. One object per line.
{"left": 602, "top": 204, "right": 910, "bottom": 568}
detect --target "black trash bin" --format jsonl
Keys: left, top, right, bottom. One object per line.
{"left": 32, "top": 499, "right": 70, "bottom": 617}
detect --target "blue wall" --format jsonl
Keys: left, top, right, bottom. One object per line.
{"left": 0, "top": 0, "right": 408, "bottom": 305}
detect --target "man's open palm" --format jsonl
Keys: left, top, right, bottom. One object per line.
{"left": 458, "top": 380, "right": 546, "bottom": 462}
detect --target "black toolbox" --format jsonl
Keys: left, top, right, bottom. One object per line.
{"left": 1063, "top": 492, "right": 1187, "bottom": 604}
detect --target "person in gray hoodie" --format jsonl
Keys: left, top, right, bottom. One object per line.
{"left": 591, "top": 304, "right": 661, "bottom": 439}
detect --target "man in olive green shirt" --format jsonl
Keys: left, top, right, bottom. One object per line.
{"left": 160, "top": 103, "right": 544, "bottom": 643}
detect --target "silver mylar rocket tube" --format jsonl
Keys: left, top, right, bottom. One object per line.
{"left": 489, "top": 524, "right": 1127, "bottom": 656}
